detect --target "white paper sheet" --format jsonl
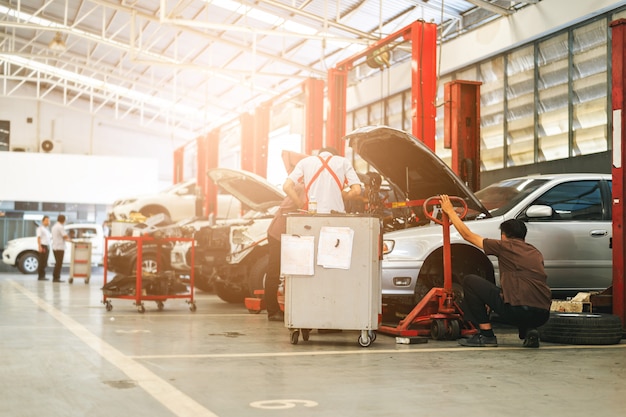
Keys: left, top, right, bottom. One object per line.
{"left": 280, "top": 234, "right": 315, "bottom": 276}
{"left": 317, "top": 226, "right": 354, "bottom": 269}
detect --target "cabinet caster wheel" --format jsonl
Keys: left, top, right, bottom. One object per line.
{"left": 302, "top": 329, "right": 311, "bottom": 341}
{"left": 85, "top": 278, "right": 90, "bottom": 284}
{"left": 189, "top": 303, "right": 197, "bottom": 312}
{"left": 137, "top": 304, "right": 145, "bottom": 313}
{"left": 290, "top": 330, "right": 299, "bottom": 345}
{"left": 105, "top": 302, "right": 113, "bottom": 312}
{"left": 69, "top": 278, "right": 74, "bottom": 284}
{"left": 156, "top": 301, "right": 164, "bottom": 311}
{"left": 358, "top": 335, "right": 373, "bottom": 347}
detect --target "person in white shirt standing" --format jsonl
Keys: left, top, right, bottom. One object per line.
{"left": 36, "top": 216, "right": 51, "bottom": 281}
{"left": 283, "top": 147, "right": 361, "bottom": 214}
{"left": 51, "top": 214, "right": 70, "bottom": 283}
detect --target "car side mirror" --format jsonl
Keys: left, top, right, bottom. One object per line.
{"left": 525, "top": 205, "right": 553, "bottom": 218}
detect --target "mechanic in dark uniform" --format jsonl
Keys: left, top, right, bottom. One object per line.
{"left": 440, "top": 194, "right": 552, "bottom": 348}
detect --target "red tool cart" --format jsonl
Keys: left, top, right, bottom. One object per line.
{"left": 69, "top": 241, "right": 92, "bottom": 284}
{"left": 102, "top": 235, "right": 196, "bottom": 313}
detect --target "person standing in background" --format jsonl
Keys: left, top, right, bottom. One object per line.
{"left": 283, "top": 147, "right": 361, "bottom": 213}
{"left": 51, "top": 214, "right": 70, "bottom": 283}
{"left": 36, "top": 216, "right": 51, "bottom": 281}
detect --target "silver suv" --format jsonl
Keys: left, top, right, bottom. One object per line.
{"left": 345, "top": 126, "right": 612, "bottom": 315}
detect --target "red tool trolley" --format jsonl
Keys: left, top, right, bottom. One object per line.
{"left": 102, "top": 235, "right": 196, "bottom": 313}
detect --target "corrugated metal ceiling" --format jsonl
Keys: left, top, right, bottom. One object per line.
{"left": 0, "top": 1, "right": 539, "bottom": 136}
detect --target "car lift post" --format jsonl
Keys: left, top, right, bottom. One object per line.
{"left": 326, "top": 20, "right": 438, "bottom": 153}
{"left": 610, "top": 19, "right": 626, "bottom": 328}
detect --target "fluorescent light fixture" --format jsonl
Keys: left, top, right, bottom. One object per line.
{"left": 48, "top": 32, "right": 66, "bottom": 51}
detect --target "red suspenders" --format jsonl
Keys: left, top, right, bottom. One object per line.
{"left": 304, "top": 155, "right": 346, "bottom": 207}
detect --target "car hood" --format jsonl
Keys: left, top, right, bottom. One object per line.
{"left": 344, "top": 126, "right": 489, "bottom": 216}
{"left": 207, "top": 168, "right": 285, "bottom": 213}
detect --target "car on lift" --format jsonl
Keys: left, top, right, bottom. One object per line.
{"left": 169, "top": 167, "right": 285, "bottom": 302}
{"left": 2, "top": 223, "right": 106, "bottom": 274}
{"left": 345, "top": 126, "right": 613, "bottom": 317}
{"left": 109, "top": 179, "right": 242, "bottom": 222}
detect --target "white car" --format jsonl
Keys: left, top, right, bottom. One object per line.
{"left": 109, "top": 179, "right": 241, "bottom": 222}
{"left": 345, "top": 126, "right": 613, "bottom": 316}
{"left": 2, "top": 223, "right": 106, "bottom": 274}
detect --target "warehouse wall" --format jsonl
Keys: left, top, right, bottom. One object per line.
{"left": 0, "top": 85, "right": 190, "bottom": 188}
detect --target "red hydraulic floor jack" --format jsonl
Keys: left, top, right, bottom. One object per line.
{"left": 378, "top": 196, "right": 477, "bottom": 340}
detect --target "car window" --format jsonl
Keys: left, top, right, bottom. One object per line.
{"left": 475, "top": 178, "right": 550, "bottom": 216}
{"left": 529, "top": 180, "right": 604, "bottom": 221}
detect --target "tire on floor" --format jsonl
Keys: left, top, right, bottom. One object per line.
{"left": 538, "top": 312, "right": 623, "bottom": 345}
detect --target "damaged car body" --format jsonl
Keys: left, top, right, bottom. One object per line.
{"left": 170, "top": 168, "right": 285, "bottom": 302}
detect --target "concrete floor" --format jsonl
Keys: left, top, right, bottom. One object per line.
{"left": 1, "top": 269, "right": 626, "bottom": 417}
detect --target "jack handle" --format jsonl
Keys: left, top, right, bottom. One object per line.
{"left": 423, "top": 196, "right": 468, "bottom": 224}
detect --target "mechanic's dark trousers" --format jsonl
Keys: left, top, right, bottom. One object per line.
{"left": 461, "top": 274, "right": 550, "bottom": 338}
{"left": 38, "top": 245, "right": 49, "bottom": 279}
{"left": 53, "top": 250, "right": 64, "bottom": 281}
{"left": 264, "top": 235, "right": 282, "bottom": 315}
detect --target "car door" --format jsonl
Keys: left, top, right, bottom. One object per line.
{"left": 519, "top": 179, "right": 612, "bottom": 294}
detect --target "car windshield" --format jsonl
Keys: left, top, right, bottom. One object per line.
{"left": 475, "top": 178, "right": 550, "bottom": 216}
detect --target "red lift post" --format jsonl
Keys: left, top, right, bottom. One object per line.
{"left": 326, "top": 20, "right": 438, "bottom": 153}
{"left": 610, "top": 19, "right": 626, "bottom": 327}
{"left": 444, "top": 80, "right": 482, "bottom": 192}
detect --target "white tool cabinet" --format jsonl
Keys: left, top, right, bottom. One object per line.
{"left": 283, "top": 214, "right": 381, "bottom": 347}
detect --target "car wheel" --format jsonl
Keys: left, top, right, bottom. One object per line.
{"left": 129, "top": 254, "right": 160, "bottom": 275}
{"left": 538, "top": 312, "right": 623, "bottom": 345}
{"left": 17, "top": 251, "right": 39, "bottom": 274}
{"left": 194, "top": 275, "right": 214, "bottom": 292}
{"left": 214, "top": 280, "right": 246, "bottom": 303}
{"left": 247, "top": 254, "right": 269, "bottom": 297}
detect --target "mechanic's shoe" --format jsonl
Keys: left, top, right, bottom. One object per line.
{"left": 523, "top": 329, "right": 540, "bottom": 348}
{"left": 267, "top": 312, "right": 284, "bottom": 322}
{"left": 458, "top": 333, "right": 498, "bottom": 347}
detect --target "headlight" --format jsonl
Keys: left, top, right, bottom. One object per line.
{"left": 382, "top": 240, "right": 395, "bottom": 255}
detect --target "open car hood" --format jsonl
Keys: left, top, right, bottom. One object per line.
{"left": 207, "top": 168, "right": 285, "bottom": 213}
{"left": 345, "top": 126, "right": 489, "bottom": 216}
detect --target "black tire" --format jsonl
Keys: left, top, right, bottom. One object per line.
{"left": 17, "top": 251, "right": 40, "bottom": 274}
{"left": 214, "top": 280, "right": 246, "bottom": 303}
{"left": 194, "top": 275, "right": 214, "bottom": 292}
{"left": 130, "top": 254, "right": 160, "bottom": 275}
{"left": 247, "top": 254, "right": 269, "bottom": 297}
{"left": 539, "top": 312, "right": 623, "bottom": 345}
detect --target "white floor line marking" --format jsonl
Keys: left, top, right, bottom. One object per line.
{"left": 10, "top": 280, "right": 220, "bottom": 417}
{"left": 129, "top": 341, "right": 626, "bottom": 360}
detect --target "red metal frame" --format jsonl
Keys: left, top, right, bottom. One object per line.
{"left": 326, "top": 20, "right": 438, "bottom": 152}
{"left": 173, "top": 146, "right": 184, "bottom": 184}
{"left": 444, "top": 81, "right": 482, "bottom": 191}
{"left": 199, "top": 129, "right": 220, "bottom": 217}
{"left": 378, "top": 197, "right": 476, "bottom": 339}
{"left": 102, "top": 235, "right": 196, "bottom": 312}
{"left": 303, "top": 78, "right": 325, "bottom": 154}
{"left": 610, "top": 19, "right": 626, "bottom": 327}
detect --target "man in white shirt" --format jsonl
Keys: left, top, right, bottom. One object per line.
{"left": 283, "top": 147, "right": 361, "bottom": 214}
{"left": 36, "top": 216, "right": 51, "bottom": 281}
{"left": 51, "top": 214, "right": 70, "bottom": 283}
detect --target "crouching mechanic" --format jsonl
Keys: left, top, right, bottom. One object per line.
{"left": 439, "top": 194, "right": 551, "bottom": 348}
